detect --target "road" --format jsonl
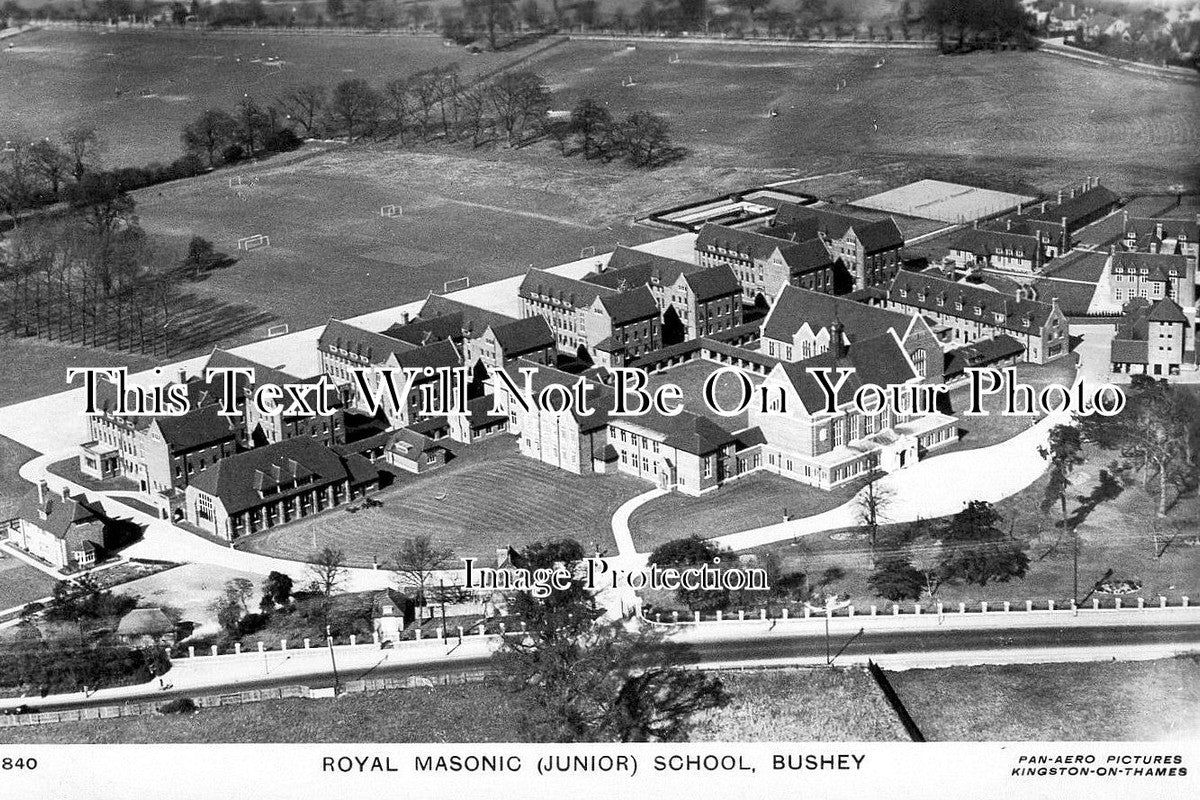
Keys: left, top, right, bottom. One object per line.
{"left": 10, "top": 618, "right": 1200, "bottom": 714}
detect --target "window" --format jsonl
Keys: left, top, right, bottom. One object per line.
{"left": 912, "top": 348, "right": 927, "bottom": 377}
{"left": 703, "top": 459, "right": 713, "bottom": 478}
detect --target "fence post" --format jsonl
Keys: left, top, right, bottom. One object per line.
{"left": 738, "top": 610, "right": 745, "bottom": 621}
{"left": 1003, "top": 601, "right": 1010, "bottom": 612}
{"left": 373, "top": 631, "right": 380, "bottom": 645}
{"left": 234, "top": 643, "right": 241, "bottom": 654}
{"left": 1137, "top": 598, "right": 1145, "bottom": 610}
{"left": 1114, "top": 598, "right": 1122, "bottom": 610}
{"left": 958, "top": 603, "right": 965, "bottom": 614}
{"left": 281, "top": 639, "right": 287, "bottom": 651}
{"left": 1092, "top": 599, "right": 1100, "bottom": 610}
{"left": 716, "top": 611, "right": 723, "bottom": 622}
{"left": 1184, "top": 596, "right": 1190, "bottom": 608}
{"left": 1048, "top": 600, "right": 1055, "bottom": 611}
{"left": 848, "top": 606, "right": 855, "bottom": 618}
{"left": 210, "top": 645, "right": 218, "bottom": 656}
{"left": 913, "top": 604, "right": 921, "bottom": 615}
{"left": 936, "top": 602, "right": 944, "bottom": 615}
{"left": 1160, "top": 596, "right": 1167, "bottom": 608}
{"left": 981, "top": 602, "right": 987, "bottom": 613}
{"left": 781, "top": 608, "right": 789, "bottom": 620}
{"left": 870, "top": 605, "right": 877, "bottom": 616}
{"left": 188, "top": 646, "right": 195, "bottom": 658}
{"left": 436, "top": 626, "right": 444, "bottom": 641}
{"left": 303, "top": 638, "right": 311, "bottom": 649}
{"left": 350, "top": 635, "right": 357, "bottom": 646}
{"left": 759, "top": 609, "right": 766, "bottom": 621}
{"left": 1025, "top": 600, "right": 1033, "bottom": 612}
{"left": 804, "top": 606, "right": 811, "bottom": 619}
{"left": 257, "top": 642, "right": 264, "bottom": 654}
{"left": 892, "top": 604, "right": 900, "bottom": 616}
{"left": 694, "top": 610, "right": 701, "bottom": 623}
{"left": 416, "top": 628, "right": 422, "bottom": 640}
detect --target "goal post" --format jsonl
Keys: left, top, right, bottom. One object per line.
{"left": 228, "top": 175, "right": 245, "bottom": 188}
{"left": 579, "top": 245, "right": 596, "bottom": 259}
{"left": 266, "top": 323, "right": 290, "bottom": 338}
{"left": 443, "top": 276, "right": 470, "bottom": 293}
{"left": 237, "top": 234, "right": 270, "bottom": 251}
{"left": 380, "top": 204, "right": 403, "bottom": 218}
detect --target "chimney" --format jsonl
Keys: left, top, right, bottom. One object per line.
{"left": 1057, "top": 190, "right": 1064, "bottom": 204}
{"left": 1040, "top": 201, "right": 1047, "bottom": 213}
{"left": 1123, "top": 210, "right": 1128, "bottom": 228}
{"left": 1110, "top": 244, "right": 1116, "bottom": 255}
{"left": 1155, "top": 222, "right": 1164, "bottom": 239}
{"left": 1069, "top": 187, "right": 1076, "bottom": 199}
{"left": 177, "top": 368, "right": 187, "bottom": 384}
{"left": 1006, "top": 219, "right": 1012, "bottom": 231}
{"left": 401, "top": 311, "right": 410, "bottom": 324}
{"left": 830, "top": 321, "right": 847, "bottom": 359}
{"left": 61, "top": 485, "right": 70, "bottom": 501}
{"left": 37, "top": 480, "right": 47, "bottom": 506}
{"left": 1016, "top": 202, "right": 1022, "bottom": 215}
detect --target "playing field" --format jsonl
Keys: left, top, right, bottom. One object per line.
{"left": 0, "top": 28, "right": 528, "bottom": 166}
{"left": 535, "top": 41, "right": 1200, "bottom": 192}
{"left": 240, "top": 437, "right": 648, "bottom": 566}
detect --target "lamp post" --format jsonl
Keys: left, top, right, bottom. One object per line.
{"left": 1078, "top": 568, "right": 1114, "bottom": 608}
{"left": 803, "top": 596, "right": 861, "bottom": 666}
{"left": 325, "top": 624, "right": 340, "bottom": 695}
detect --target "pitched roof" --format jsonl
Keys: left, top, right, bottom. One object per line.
{"left": 117, "top": 608, "right": 174, "bottom": 636}
{"left": 17, "top": 487, "right": 107, "bottom": 541}
{"left": 318, "top": 319, "right": 410, "bottom": 365}
{"left": 1026, "top": 185, "right": 1120, "bottom": 225}
{"left": 1147, "top": 297, "right": 1189, "bottom": 324}
{"left": 888, "top": 272, "right": 1058, "bottom": 334}
{"left": 1110, "top": 338, "right": 1149, "bottom": 363}
{"left": 389, "top": 339, "right": 461, "bottom": 371}
{"left": 190, "top": 437, "right": 360, "bottom": 515}
{"left": 762, "top": 285, "right": 914, "bottom": 343}
{"left": 596, "top": 285, "right": 660, "bottom": 325}
{"left": 695, "top": 223, "right": 832, "bottom": 271}
{"left": 385, "top": 427, "right": 446, "bottom": 458}
{"left": 944, "top": 335, "right": 1026, "bottom": 378}
{"left": 771, "top": 204, "right": 904, "bottom": 252}
{"left": 489, "top": 315, "right": 555, "bottom": 355}
{"left": 682, "top": 265, "right": 742, "bottom": 301}
{"left": 774, "top": 330, "right": 917, "bottom": 414}
{"left": 583, "top": 246, "right": 698, "bottom": 290}
{"left": 417, "top": 294, "right": 517, "bottom": 337}
{"left": 948, "top": 228, "right": 1040, "bottom": 258}
{"left": 519, "top": 268, "right": 616, "bottom": 309}
{"left": 1124, "top": 216, "right": 1200, "bottom": 244}
{"left": 383, "top": 313, "right": 467, "bottom": 347}
{"left": 1111, "top": 250, "right": 1189, "bottom": 283}
{"left": 626, "top": 409, "right": 738, "bottom": 456}
{"left": 152, "top": 403, "right": 241, "bottom": 451}
{"left": 500, "top": 359, "right": 613, "bottom": 432}
{"left": 204, "top": 349, "right": 341, "bottom": 417}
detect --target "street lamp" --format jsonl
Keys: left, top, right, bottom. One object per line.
{"left": 325, "top": 624, "right": 340, "bottom": 695}
{"left": 803, "top": 596, "right": 863, "bottom": 666}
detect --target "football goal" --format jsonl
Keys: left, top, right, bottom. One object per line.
{"left": 443, "top": 276, "right": 471, "bottom": 293}
{"left": 237, "top": 234, "right": 270, "bottom": 251}
{"left": 266, "top": 323, "right": 290, "bottom": 338}
{"left": 381, "top": 204, "right": 403, "bottom": 218}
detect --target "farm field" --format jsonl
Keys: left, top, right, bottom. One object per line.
{"left": 0, "top": 28, "right": 534, "bottom": 166}
{"left": 0, "top": 666, "right": 906, "bottom": 743}
{"left": 888, "top": 656, "right": 1200, "bottom": 741}
{"left": 240, "top": 436, "right": 648, "bottom": 566}
{"left": 535, "top": 41, "right": 1200, "bottom": 193}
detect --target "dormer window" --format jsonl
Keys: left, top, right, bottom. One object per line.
{"left": 1022, "top": 317, "right": 1031, "bottom": 328}
{"left": 973, "top": 305, "right": 982, "bottom": 315}
{"left": 899, "top": 288, "right": 908, "bottom": 299}
{"left": 993, "top": 312, "right": 1004, "bottom": 324}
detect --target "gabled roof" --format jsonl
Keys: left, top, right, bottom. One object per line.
{"left": 888, "top": 272, "right": 1057, "bottom": 334}
{"left": 117, "top": 608, "right": 174, "bottom": 636}
{"left": 417, "top": 294, "right": 517, "bottom": 337}
{"left": 318, "top": 319, "right": 410, "bottom": 365}
{"left": 389, "top": 339, "right": 461, "bottom": 371}
{"left": 944, "top": 335, "right": 1026, "bottom": 378}
{"left": 583, "top": 246, "right": 698, "bottom": 290}
{"left": 1124, "top": 216, "right": 1200, "bottom": 244}
{"left": 489, "top": 315, "right": 555, "bottom": 355}
{"left": 386, "top": 427, "right": 446, "bottom": 458}
{"left": 771, "top": 205, "right": 904, "bottom": 253}
{"left": 1147, "top": 297, "right": 1189, "bottom": 324}
{"left": 596, "top": 285, "right": 660, "bottom": 325}
{"left": 204, "top": 349, "right": 341, "bottom": 417}
{"left": 152, "top": 404, "right": 240, "bottom": 451}
{"left": 948, "top": 228, "right": 1040, "bottom": 258}
{"left": 1111, "top": 251, "right": 1189, "bottom": 283}
{"left": 519, "top": 268, "right": 616, "bottom": 308}
{"left": 191, "top": 437, "right": 364, "bottom": 515}
{"left": 682, "top": 265, "right": 742, "bottom": 301}
{"left": 17, "top": 487, "right": 107, "bottom": 541}
{"left": 624, "top": 409, "right": 738, "bottom": 456}
{"left": 773, "top": 330, "right": 918, "bottom": 414}
{"left": 762, "top": 285, "right": 914, "bottom": 344}
{"left": 500, "top": 359, "right": 613, "bottom": 432}
{"left": 695, "top": 223, "right": 826, "bottom": 268}
{"left": 1026, "top": 185, "right": 1120, "bottom": 225}
{"left": 383, "top": 313, "right": 466, "bottom": 347}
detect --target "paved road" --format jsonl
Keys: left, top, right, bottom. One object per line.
{"left": 8, "top": 617, "right": 1200, "bottom": 714}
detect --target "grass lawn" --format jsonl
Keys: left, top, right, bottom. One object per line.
{"left": 628, "top": 471, "right": 864, "bottom": 553}
{"left": 934, "top": 355, "right": 1081, "bottom": 457}
{"left": 0, "top": 339, "right": 160, "bottom": 408}
{"left": 0, "top": 435, "right": 38, "bottom": 522}
{"left": 887, "top": 656, "right": 1200, "bottom": 741}
{"left": 0, "top": 555, "right": 57, "bottom": 611}
{"left": 0, "top": 666, "right": 905, "bottom": 743}
{"left": 241, "top": 435, "right": 647, "bottom": 567}
{"left": 740, "top": 444, "right": 1200, "bottom": 611}
{"left": 1, "top": 28, "right": 535, "bottom": 167}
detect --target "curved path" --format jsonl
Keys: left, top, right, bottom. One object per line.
{"left": 612, "top": 411, "right": 1068, "bottom": 559}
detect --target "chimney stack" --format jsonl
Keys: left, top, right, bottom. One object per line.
{"left": 1006, "top": 219, "right": 1012, "bottom": 231}
{"left": 830, "top": 321, "right": 847, "bottom": 359}
{"left": 1057, "top": 190, "right": 1064, "bottom": 204}
{"left": 1041, "top": 201, "right": 1047, "bottom": 213}
{"left": 37, "top": 480, "right": 47, "bottom": 506}
{"left": 401, "top": 311, "right": 410, "bottom": 324}
{"left": 177, "top": 368, "right": 187, "bottom": 385}
{"left": 61, "top": 485, "right": 70, "bottom": 501}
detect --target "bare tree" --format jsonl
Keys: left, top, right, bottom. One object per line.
{"left": 28, "top": 139, "right": 71, "bottom": 197}
{"left": 855, "top": 466, "right": 894, "bottom": 559}
{"left": 308, "top": 546, "right": 347, "bottom": 597}
{"left": 392, "top": 536, "right": 456, "bottom": 602}
{"left": 486, "top": 70, "right": 550, "bottom": 147}
{"left": 182, "top": 109, "right": 239, "bottom": 168}
{"left": 62, "top": 125, "right": 101, "bottom": 181}
{"left": 279, "top": 84, "right": 327, "bottom": 137}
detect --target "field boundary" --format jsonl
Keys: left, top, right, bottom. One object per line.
{"left": 866, "top": 660, "right": 926, "bottom": 742}
{"left": 569, "top": 32, "right": 937, "bottom": 50}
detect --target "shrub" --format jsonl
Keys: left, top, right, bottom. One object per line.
{"left": 236, "top": 612, "right": 269, "bottom": 637}
{"left": 159, "top": 697, "right": 197, "bottom": 714}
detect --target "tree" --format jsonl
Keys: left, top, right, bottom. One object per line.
{"left": 235, "top": 96, "right": 273, "bottom": 158}
{"left": 182, "top": 109, "right": 239, "bottom": 168}
{"left": 262, "top": 571, "right": 294, "bottom": 607}
{"left": 467, "top": 0, "right": 516, "bottom": 49}
{"left": 570, "top": 98, "right": 612, "bottom": 159}
{"left": 647, "top": 535, "right": 730, "bottom": 611}
{"left": 62, "top": 125, "right": 100, "bottom": 181}
{"left": 856, "top": 466, "right": 895, "bottom": 558}
{"left": 868, "top": 555, "right": 924, "bottom": 601}
{"left": 308, "top": 546, "right": 347, "bottom": 597}
{"left": 63, "top": 173, "right": 137, "bottom": 296}
{"left": 1039, "top": 423, "right": 1085, "bottom": 597}
{"left": 494, "top": 538, "right": 728, "bottom": 741}
{"left": 936, "top": 500, "right": 1029, "bottom": 586}
{"left": 28, "top": 139, "right": 71, "bottom": 197}
{"left": 392, "top": 535, "right": 456, "bottom": 602}
{"left": 485, "top": 70, "right": 550, "bottom": 147}
{"left": 210, "top": 593, "right": 243, "bottom": 635}
{"left": 279, "top": 84, "right": 326, "bottom": 138}
{"left": 224, "top": 577, "right": 255, "bottom": 613}
{"left": 328, "top": 78, "right": 383, "bottom": 139}
{"left": 618, "top": 112, "right": 673, "bottom": 167}
{"left": 182, "top": 236, "right": 217, "bottom": 278}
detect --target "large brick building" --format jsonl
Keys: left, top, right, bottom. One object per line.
{"left": 694, "top": 224, "right": 838, "bottom": 305}
{"left": 768, "top": 204, "right": 904, "bottom": 290}
{"left": 1110, "top": 297, "right": 1194, "bottom": 377}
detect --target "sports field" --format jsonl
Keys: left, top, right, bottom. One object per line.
{"left": 535, "top": 42, "right": 1200, "bottom": 192}
{"left": 0, "top": 28, "right": 528, "bottom": 166}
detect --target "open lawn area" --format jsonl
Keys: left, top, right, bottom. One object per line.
{"left": 0, "top": 339, "right": 160, "bottom": 407}
{"left": 0, "top": 435, "right": 37, "bottom": 522}
{"left": 0, "top": 28, "right": 536, "bottom": 166}
{"left": 740, "top": 443, "right": 1200, "bottom": 611}
{"left": 934, "top": 354, "right": 1081, "bottom": 457}
{"left": 628, "top": 471, "right": 863, "bottom": 553}
{"left": 537, "top": 42, "right": 1199, "bottom": 192}
{"left": 241, "top": 436, "right": 647, "bottom": 566}
{"left": 887, "top": 656, "right": 1200, "bottom": 741}
{"left": 0, "top": 666, "right": 905, "bottom": 743}
{"left": 0, "top": 553, "right": 56, "bottom": 611}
